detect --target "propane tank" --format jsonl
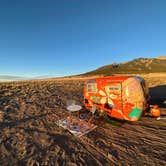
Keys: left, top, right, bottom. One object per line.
{"left": 150, "top": 105, "right": 160, "bottom": 117}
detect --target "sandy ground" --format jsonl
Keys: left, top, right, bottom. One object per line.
{"left": 0, "top": 73, "right": 166, "bottom": 165}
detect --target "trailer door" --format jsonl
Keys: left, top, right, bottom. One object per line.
{"left": 103, "top": 82, "right": 124, "bottom": 119}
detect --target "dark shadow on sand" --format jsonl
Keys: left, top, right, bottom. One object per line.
{"left": 0, "top": 113, "right": 50, "bottom": 128}
{"left": 149, "top": 85, "right": 166, "bottom": 108}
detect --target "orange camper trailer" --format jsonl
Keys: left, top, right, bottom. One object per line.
{"left": 84, "top": 76, "right": 150, "bottom": 121}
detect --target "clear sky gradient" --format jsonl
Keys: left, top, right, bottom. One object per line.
{"left": 0, "top": 0, "right": 166, "bottom": 77}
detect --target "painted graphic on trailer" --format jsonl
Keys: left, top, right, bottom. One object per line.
{"left": 84, "top": 76, "right": 148, "bottom": 122}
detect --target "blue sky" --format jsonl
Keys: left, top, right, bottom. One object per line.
{"left": 0, "top": 0, "right": 166, "bottom": 77}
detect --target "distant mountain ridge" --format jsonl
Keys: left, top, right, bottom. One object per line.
{"left": 0, "top": 75, "right": 26, "bottom": 82}
{"left": 0, "top": 75, "right": 53, "bottom": 82}
{"left": 1, "top": 56, "right": 166, "bottom": 82}
{"left": 155, "top": 56, "right": 166, "bottom": 60}
{"left": 82, "top": 56, "right": 166, "bottom": 76}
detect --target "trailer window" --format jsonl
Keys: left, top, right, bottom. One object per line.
{"left": 125, "top": 81, "right": 144, "bottom": 101}
{"left": 87, "top": 83, "right": 97, "bottom": 92}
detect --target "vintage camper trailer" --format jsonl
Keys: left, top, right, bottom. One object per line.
{"left": 84, "top": 76, "right": 150, "bottom": 121}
